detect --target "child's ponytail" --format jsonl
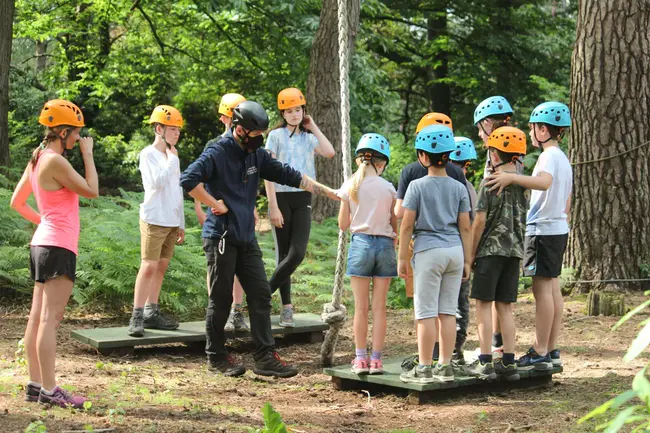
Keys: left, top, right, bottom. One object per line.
{"left": 30, "top": 127, "right": 61, "bottom": 168}
{"left": 349, "top": 159, "right": 369, "bottom": 204}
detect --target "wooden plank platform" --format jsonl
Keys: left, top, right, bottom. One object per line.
{"left": 323, "top": 356, "right": 563, "bottom": 404}
{"left": 72, "top": 313, "right": 327, "bottom": 355}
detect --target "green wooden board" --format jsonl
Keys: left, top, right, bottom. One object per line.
{"left": 71, "top": 313, "right": 327, "bottom": 350}
{"left": 323, "top": 356, "right": 563, "bottom": 392}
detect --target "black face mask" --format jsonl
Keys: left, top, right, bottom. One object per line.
{"left": 237, "top": 129, "right": 265, "bottom": 152}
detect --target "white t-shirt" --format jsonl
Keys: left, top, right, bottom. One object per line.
{"left": 338, "top": 173, "right": 397, "bottom": 238}
{"left": 526, "top": 146, "right": 572, "bottom": 235}
{"left": 139, "top": 145, "right": 185, "bottom": 229}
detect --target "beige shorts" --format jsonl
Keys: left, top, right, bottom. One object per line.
{"left": 139, "top": 220, "right": 178, "bottom": 261}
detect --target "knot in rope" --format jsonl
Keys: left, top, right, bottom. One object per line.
{"left": 321, "top": 302, "right": 347, "bottom": 328}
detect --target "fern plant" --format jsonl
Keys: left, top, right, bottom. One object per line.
{"left": 578, "top": 292, "right": 650, "bottom": 432}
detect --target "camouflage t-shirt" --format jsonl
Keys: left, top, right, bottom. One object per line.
{"left": 475, "top": 180, "right": 528, "bottom": 259}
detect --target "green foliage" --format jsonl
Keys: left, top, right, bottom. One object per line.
{"left": 24, "top": 421, "right": 47, "bottom": 433}
{"left": 578, "top": 292, "right": 650, "bottom": 432}
{"left": 256, "top": 403, "right": 288, "bottom": 433}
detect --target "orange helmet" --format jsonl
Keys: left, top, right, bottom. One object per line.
{"left": 149, "top": 105, "right": 184, "bottom": 128}
{"left": 416, "top": 112, "right": 453, "bottom": 133}
{"left": 38, "top": 99, "right": 85, "bottom": 128}
{"left": 487, "top": 126, "right": 527, "bottom": 155}
{"left": 218, "top": 93, "right": 246, "bottom": 118}
{"left": 277, "top": 88, "right": 306, "bottom": 110}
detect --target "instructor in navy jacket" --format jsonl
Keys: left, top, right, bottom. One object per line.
{"left": 180, "top": 101, "right": 338, "bottom": 378}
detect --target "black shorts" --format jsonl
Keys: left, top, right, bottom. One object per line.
{"left": 522, "top": 234, "right": 568, "bottom": 278}
{"left": 30, "top": 246, "right": 77, "bottom": 283}
{"left": 470, "top": 256, "right": 521, "bottom": 303}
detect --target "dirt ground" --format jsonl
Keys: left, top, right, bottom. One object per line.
{"left": 1, "top": 293, "right": 648, "bottom": 433}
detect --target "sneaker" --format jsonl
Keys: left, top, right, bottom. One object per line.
{"left": 517, "top": 347, "right": 552, "bottom": 371}
{"left": 128, "top": 314, "right": 144, "bottom": 337}
{"left": 38, "top": 386, "right": 87, "bottom": 409}
{"left": 279, "top": 307, "right": 294, "bottom": 328}
{"left": 494, "top": 358, "right": 520, "bottom": 381}
{"left": 25, "top": 383, "right": 41, "bottom": 402}
{"left": 492, "top": 346, "right": 504, "bottom": 359}
{"left": 207, "top": 354, "right": 246, "bottom": 377}
{"left": 401, "top": 354, "right": 419, "bottom": 372}
{"left": 225, "top": 308, "right": 249, "bottom": 332}
{"left": 254, "top": 351, "right": 298, "bottom": 378}
{"left": 549, "top": 349, "right": 562, "bottom": 367}
{"left": 400, "top": 365, "right": 434, "bottom": 384}
{"left": 452, "top": 350, "right": 466, "bottom": 366}
{"left": 369, "top": 359, "right": 383, "bottom": 375}
{"left": 465, "top": 359, "right": 497, "bottom": 380}
{"left": 431, "top": 363, "right": 455, "bottom": 383}
{"left": 351, "top": 357, "right": 369, "bottom": 375}
{"left": 143, "top": 309, "right": 179, "bottom": 330}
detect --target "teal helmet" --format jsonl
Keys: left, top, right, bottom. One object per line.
{"left": 414, "top": 125, "right": 455, "bottom": 154}
{"left": 529, "top": 101, "right": 571, "bottom": 127}
{"left": 451, "top": 137, "right": 477, "bottom": 161}
{"left": 474, "top": 96, "right": 513, "bottom": 125}
{"left": 355, "top": 133, "right": 390, "bottom": 159}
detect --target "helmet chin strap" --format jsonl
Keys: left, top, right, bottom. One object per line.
{"left": 533, "top": 125, "right": 552, "bottom": 147}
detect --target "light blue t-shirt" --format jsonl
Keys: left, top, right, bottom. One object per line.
{"left": 266, "top": 128, "right": 319, "bottom": 193}
{"left": 402, "top": 176, "right": 470, "bottom": 254}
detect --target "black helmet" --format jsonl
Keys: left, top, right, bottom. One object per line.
{"left": 232, "top": 101, "right": 269, "bottom": 131}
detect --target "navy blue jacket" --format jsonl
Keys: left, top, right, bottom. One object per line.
{"left": 180, "top": 129, "right": 303, "bottom": 243}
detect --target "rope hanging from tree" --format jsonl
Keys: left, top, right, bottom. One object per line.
{"left": 320, "top": 0, "right": 352, "bottom": 367}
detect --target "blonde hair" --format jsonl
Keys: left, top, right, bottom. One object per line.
{"left": 348, "top": 155, "right": 387, "bottom": 203}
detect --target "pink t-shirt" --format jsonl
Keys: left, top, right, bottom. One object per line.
{"left": 30, "top": 150, "right": 80, "bottom": 255}
{"left": 339, "top": 173, "right": 396, "bottom": 238}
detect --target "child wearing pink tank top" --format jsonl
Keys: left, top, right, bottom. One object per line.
{"left": 30, "top": 149, "right": 80, "bottom": 255}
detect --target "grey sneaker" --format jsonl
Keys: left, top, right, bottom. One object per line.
{"left": 400, "top": 365, "right": 434, "bottom": 384}
{"left": 494, "top": 358, "right": 520, "bottom": 381}
{"left": 465, "top": 359, "right": 497, "bottom": 380}
{"left": 432, "top": 363, "right": 455, "bottom": 383}
{"left": 143, "top": 309, "right": 179, "bottom": 330}
{"left": 128, "top": 314, "right": 144, "bottom": 337}
{"left": 279, "top": 306, "right": 294, "bottom": 328}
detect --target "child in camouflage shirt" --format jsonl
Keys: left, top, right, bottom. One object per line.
{"left": 466, "top": 127, "right": 528, "bottom": 382}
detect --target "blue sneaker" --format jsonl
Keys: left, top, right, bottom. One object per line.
{"left": 517, "top": 347, "right": 552, "bottom": 371}
{"left": 549, "top": 349, "right": 562, "bottom": 367}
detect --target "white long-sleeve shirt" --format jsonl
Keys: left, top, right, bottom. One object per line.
{"left": 138, "top": 145, "right": 185, "bottom": 230}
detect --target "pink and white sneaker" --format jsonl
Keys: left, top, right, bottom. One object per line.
{"left": 369, "top": 359, "right": 383, "bottom": 375}
{"left": 38, "top": 386, "right": 87, "bottom": 409}
{"left": 351, "top": 357, "right": 369, "bottom": 375}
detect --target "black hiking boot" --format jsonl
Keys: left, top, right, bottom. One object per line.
{"left": 254, "top": 351, "right": 298, "bottom": 378}
{"left": 207, "top": 354, "right": 246, "bottom": 377}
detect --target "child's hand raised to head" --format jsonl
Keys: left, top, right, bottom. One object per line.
{"left": 302, "top": 115, "right": 317, "bottom": 131}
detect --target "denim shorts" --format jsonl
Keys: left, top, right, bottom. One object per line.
{"left": 346, "top": 234, "right": 397, "bottom": 278}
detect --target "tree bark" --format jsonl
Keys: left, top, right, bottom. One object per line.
{"left": 306, "top": 0, "right": 360, "bottom": 221}
{"left": 0, "top": 0, "right": 15, "bottom": 167}
{"left": 425, "top": 3, "right": 450, "bottom": 115}
{"left": 568, "top": 0, "right": 650, "bottom": 291}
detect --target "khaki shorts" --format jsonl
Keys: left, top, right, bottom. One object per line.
{"left": 139, "top": 220, "right": 178, "bottom": 261}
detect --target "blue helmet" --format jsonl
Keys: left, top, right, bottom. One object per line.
{"left": 414, "top": 125, "right": 455, "bottom": 154}
{"left": 529, "top": 101, "right": 571, "bottom": 127}
{"left": 474, "top": 96, "right": 514, "bottom": 125}
{"left": 451, "top": 137, "right": 477, "bottom": 161}
{"left": 355, "top": 133, "right": 390, "bottom": 159}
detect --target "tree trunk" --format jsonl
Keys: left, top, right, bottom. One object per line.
{"left": 307, "top": 0, "right": 360, "bottom": 221}
{"left": 425, "top": 4, "right": 450, "bottom": 115}
{"left": 0, "top": 0, "right": 15, "bottom": 167}
{"left": 568, "top": 0, "right": 650, "bottom": 291}
{"left": 34, "top": 40, "right": 48, "bottom": 73}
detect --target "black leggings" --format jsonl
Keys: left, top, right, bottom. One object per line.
{"left": 269, "top": 191, "right": 312, "bottom": 305}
